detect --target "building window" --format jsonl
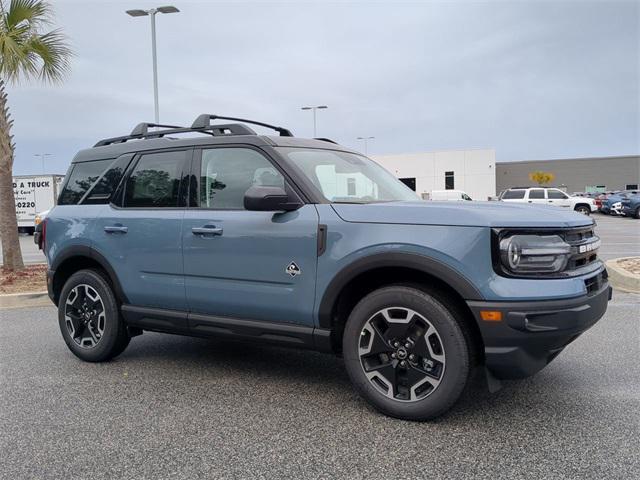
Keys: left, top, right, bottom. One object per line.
{"left": 626, "top": 184, "right": 638, "bottom": 190}
{"left": 347, "top": 177, "right": 356, "bottom": 196}
{"left": 445, "top": 171, "right": 454, "bottom": 190}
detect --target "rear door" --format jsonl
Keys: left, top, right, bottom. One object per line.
{"left": 526, "top": 188, "right": 546, "bottom": 205}
{"left": 182, "top": 146, "right": 319, "bottom": 327}
{"left": 92, "top": 148, "right": 190, "bottom": 314}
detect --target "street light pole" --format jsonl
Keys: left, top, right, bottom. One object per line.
{"left": 301, "top": 105, "right": 328, "bottom": 137}
{"left": 357, "top": 136, "right": 375, "bottom": 155}
{"left": 34, "top": 153, "right": 51, "bottom": 174}
{"left": 150, "top": 10, "right": 159, "bottom": 124}
{"left": 126, "top": 6, "right": 180, "bottom": 124}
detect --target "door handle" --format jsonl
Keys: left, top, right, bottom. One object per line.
{"left": 528, "top": 200, "right": 533, "bottom": 203}
{"left": 104, "top": 225, "right": 128, "bottom": 234}
{"left": 192, "top": 226, "right": 223, "bottom": 236}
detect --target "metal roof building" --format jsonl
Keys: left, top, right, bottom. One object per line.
{"left": 496, "top": 155, "right": 640, "bottom": 194}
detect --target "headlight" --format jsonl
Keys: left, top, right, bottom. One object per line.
{"left": 499, "top": 234, "right": 571, "bottom": 274}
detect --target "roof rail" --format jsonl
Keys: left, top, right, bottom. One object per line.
{"left": 94, "top": 121, "right": 258, "bottom": 147}
{"left": 314, "top": 137, "right": 337, "bottom": 144}
{"left": 130, "top": 122, "right": 184, "bottom": 136}
{"left": 191, "top": 114, "right": 293, "bottom": 137}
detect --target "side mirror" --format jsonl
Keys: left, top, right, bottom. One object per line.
{"left": 244, "top": 186, "right": 302, "bottom": 212}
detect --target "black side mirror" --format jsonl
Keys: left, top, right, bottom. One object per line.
{"left": 244, "top": 186, "right": 302, "bottom": 212}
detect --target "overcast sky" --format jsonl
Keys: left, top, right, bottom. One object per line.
{"left": 9, "top": 0, "right": 640, "bottom": 175}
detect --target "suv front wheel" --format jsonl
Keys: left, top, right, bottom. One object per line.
{"left": 58, "top": 269, "right": 130, "bottom": 362}
{"left": 343, "top": 286, "right": 472, "bottom": 421}
{"left": 574, "top": 205, "right": 591, "bottom": 215}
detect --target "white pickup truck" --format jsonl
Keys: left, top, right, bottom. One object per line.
{"left": 499, "top": 187, "right": 597, "bottom": 215}
{"left": 13, "top": 175, "right": 64, "bottom": 234}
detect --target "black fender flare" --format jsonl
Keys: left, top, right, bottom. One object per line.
{"left": 317, "top": 252, "right": 483, "bottom": 329}
{"left": 50, "top": 245, "right": 129, "bottom": 304}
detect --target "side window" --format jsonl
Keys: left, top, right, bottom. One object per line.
{"left": 81, "top": 155, "right": 133, "bottom": 204}
{"left": 198, "top": 148, "right": 284, "bottom": 209}
{"left": 58, "top": 159, "right": 113, "bottom": 205}
{"left": 123, "top": 151, "right": 183, "bottom": 208}
{"left": 502, "top": 189, "right": 525, "bottom": 199}
{"left": 528, "top": 189, "right": 545, "bottom": 199}
{"left": 548, "top": 189, "right": 567, "bottom": 199}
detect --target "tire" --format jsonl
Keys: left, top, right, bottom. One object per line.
{"left": 58, "top": 269, "right": 130, "bottom": 362}
{"left": 343, "top": 286, "right": 472, "bottom": 421}
{"left": 635, "top": 207, "right": 640, "bottom": 219}
{"left": 574, "top": 205, "right": 590, "bottom": 215}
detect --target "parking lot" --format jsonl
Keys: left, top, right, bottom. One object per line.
{"left": 0, "top": 211, "right": 638, "bottom": 479}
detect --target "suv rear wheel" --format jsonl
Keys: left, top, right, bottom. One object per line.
{"left": 58, "top": 269, "right": 130, "bottom": 362}
{"left": 343, "top": 286, "right": 471, "bottom": 421}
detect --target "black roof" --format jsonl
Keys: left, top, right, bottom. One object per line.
{"left": 73, "top": 113, "right": 353, "bottom": 163}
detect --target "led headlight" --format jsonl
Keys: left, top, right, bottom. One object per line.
{"left": 499, "top": 234, "right": 571, "bottom": 274}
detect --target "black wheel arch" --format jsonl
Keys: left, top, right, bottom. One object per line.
{"left": 50, "top": 246, "right": 129, "bottom": 306}
{"left": 318, "top": 252, "right": 484, "bottom": 330}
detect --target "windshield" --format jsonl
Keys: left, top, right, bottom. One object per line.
{"left": 279, "top": 148, "right": 419, "bottom": 203}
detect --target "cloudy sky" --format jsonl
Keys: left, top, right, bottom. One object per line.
{"left": 9, "top": 0, "right": 639, "bottom": 175}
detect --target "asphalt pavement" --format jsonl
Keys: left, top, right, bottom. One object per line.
{"left": 0, "top": 234, "right": 45, "bottom": 265}
{"left": 1, "top": 291, "right": 638, "bottom": 479}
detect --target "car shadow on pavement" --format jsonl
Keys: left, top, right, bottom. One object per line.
{"left": 111, "top": 332, "right": 585, "bottom": 423}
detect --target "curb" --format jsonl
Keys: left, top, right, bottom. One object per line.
{"left": 0, "top": 291, "right": 52, "bottom": 309}
{"left": 606, "top": 257, "right": 640, "bottom": 294}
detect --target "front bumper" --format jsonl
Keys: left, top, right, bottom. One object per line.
{"left": 467, "top": 280, "right": 611, "bottom": 379}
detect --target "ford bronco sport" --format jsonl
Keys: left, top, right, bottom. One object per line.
{"left": 40, "top": 114, "right": 611, "bottom": 420}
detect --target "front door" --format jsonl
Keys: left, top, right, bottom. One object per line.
{"left": 92, "top": 149, "right": 189, "bottom": 312}
{"left": 182, "top": 146, "right": 319, "bottom": 327}
{"left": 547, "top": 188, "right": 571, "bottom": 208}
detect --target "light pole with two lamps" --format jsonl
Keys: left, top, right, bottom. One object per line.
{"left": 301, "top": 105, "right": 328, "bottom": 137}
{"left": 356, "top": 136, "right": 375, "bottom": 155}
{"left": 34, "top": 153, "right": 51, "bottom": 174}
{"left": 126, "top": 5, "right": 180, "bottom": 124}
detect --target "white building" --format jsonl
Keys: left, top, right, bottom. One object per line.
{"left": 372, "top": 148, "right": 497, "bottom": 201}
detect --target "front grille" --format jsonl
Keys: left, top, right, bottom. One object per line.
{"left": 560, "top": 226, "right": 601, "bottom": 273}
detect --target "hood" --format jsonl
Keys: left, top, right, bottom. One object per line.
{"left": 331, "top": 201, "right": 593, "bottom": 228}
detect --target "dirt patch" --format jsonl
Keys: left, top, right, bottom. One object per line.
{"left": 617, "top": 257, "right": 640, "bottom": 276}
{"left": 0, "top": 264, "right": 47, "bottom": 294}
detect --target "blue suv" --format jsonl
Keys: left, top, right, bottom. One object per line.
{"left": 621, "top": 193, "right": 640, "bottom": 218}
{"left": 40, "top": 114, "right": 611, "bottom": 420}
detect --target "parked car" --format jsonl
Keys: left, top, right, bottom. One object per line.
{"left": 621, "top": 193, "right": 640, "bottom": 218}
{"left": 601, "top": 191, "right": 638, "bottom": 215}
{"left": 40, "top": 114, "right": 611, "bottom": 421}
{"left": 499, "top": 187, "right": 596, "bottom": 215}
{"left": 430, "top": 190, "right": 472, "bottom": 201}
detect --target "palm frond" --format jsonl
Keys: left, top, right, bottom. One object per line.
{"left": 4, "top": 0, "right": 51, "bottom": 30}
{"left": 0, "top": 0, "right": 71, "bottom": 84}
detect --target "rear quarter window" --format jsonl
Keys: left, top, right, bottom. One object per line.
{"left": 58, "top": 159, "right": 113, "bottom": 205}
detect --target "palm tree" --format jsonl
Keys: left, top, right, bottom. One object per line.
{"left": 0, "top": 0, "right": 71, "bottom": 270}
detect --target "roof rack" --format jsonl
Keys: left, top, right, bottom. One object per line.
{"left": 191, "top": 114, "right": 293, "bottom": 137}
{"left": 93, "top": 113, "right": 293, "bottom": 147}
